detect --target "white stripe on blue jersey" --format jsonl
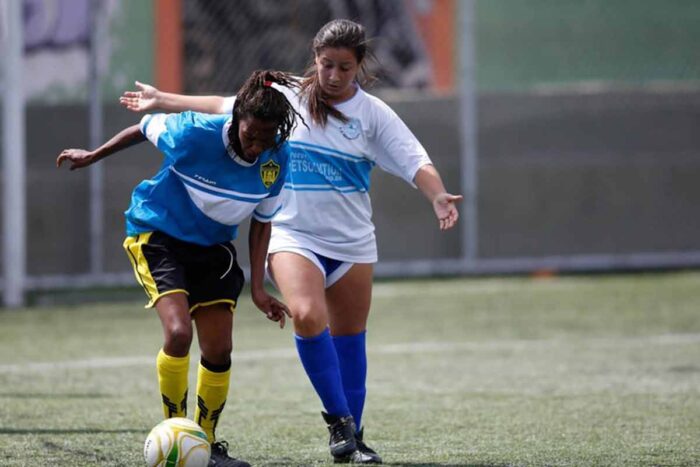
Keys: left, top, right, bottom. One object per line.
{"left": 170, "top": 166, "right": 270, "bottom": 202}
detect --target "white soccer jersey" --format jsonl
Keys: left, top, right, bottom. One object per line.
{"left": 222, "top": 84, "right": 431, "bottom": 262}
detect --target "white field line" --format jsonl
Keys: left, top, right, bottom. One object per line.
{"left": 371, "top": 279, "right": 596, "bottom": 298}
{"left": 2, "top": 334, "right": 700, "bottom": 375}
{"left": 371, "top": 273, "right": 700, "bottom": 298}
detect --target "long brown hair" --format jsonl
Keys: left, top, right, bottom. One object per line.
{"left": 299, "top": 19, "right": 375, "bottom": 126}
{"left": 229, "top": 70, "right": 303, "bottom": 151}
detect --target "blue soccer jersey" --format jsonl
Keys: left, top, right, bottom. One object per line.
{"left": 125, "top": 111, "right": 289, "bottom": 245}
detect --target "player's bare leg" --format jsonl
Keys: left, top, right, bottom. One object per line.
{"left": 154, "top": 293, "right": 192, "bottom": 419}
{"left": 155, "top": 293, "right": 193, "bottom": 357}
{"left": 269, "top": 252, "right": 362, "bottom": 461}
{"left": 269, "top": 252, "right": 329, "bottom": 336}
{"left": 326, "top": 263, "right": 373, "bottom": 335}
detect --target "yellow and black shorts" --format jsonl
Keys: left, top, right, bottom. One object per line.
{"left": 123, "top": 231, "right": 244, "bottom": 313}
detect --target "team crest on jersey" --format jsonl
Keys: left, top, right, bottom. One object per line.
{"left": 339, "top": 118, "right": 361, "bottom": 140}
{"left": 260, "top": 160, "right": 281, "bottom": 188}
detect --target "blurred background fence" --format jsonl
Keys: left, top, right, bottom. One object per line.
{"left": 2, "top": 0, "right": 700, "bottom": 306}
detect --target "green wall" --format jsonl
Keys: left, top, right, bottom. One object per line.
{"left": 476, "top": 0, "right": 700, "bottom": 91}
{"left": 105, "top": 0, "right": 154, "bottom": 100}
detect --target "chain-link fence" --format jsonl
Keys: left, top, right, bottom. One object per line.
{"left": 182, "top": 0, "right": 432, "bottom": 93}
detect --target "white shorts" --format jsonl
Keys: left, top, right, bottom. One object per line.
{"left": 267, "top": 246, "right": 354, "bottom": 288}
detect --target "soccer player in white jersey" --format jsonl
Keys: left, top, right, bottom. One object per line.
{"left": 120, "top": 19, "right": 462, "bottom": 464}
{"left": 59, "top": 70, "right": 302, "bottom": 467}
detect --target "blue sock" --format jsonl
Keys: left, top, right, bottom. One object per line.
{"left": 295, "top": 328, "right": 350, "bottom": 417}
{"left": 333, "top": 331, "right": 367, "bottom": 431}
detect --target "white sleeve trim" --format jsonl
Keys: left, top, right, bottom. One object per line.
{"left": 253, "top": 196, "right": 283, "bottom": 221}
{"left": 140, "top": 113, "right": 168, "bottom": 146}
{"left": 220, "top": 96, "right": 236, "bottom": 115}
{"left": 407, "top": 159, "right": 434, "bottom": 189}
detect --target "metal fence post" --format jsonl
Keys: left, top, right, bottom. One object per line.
{"left": 88, "top": 0, "right": 105, "bottom": 275}
{"left": 2, "top": 0, "right": 26, "bottom": 307}
{"left": 459, "top": 0, "right": 479, "bottom": 267}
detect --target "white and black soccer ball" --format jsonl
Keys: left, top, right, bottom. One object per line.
{"left": 143, "top": 417, "right": 210, "bottom": 467}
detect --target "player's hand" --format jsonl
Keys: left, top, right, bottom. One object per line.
{"left": 119, "top": 81, "right": 160, "bottom": 112}
{"left": 56, "top": 149, "right": 99, "bottom": 170}
{"left": 251, "top": 289, "right": 291, "bottom": 329}
{"left": 432, "top": 192, "right": 463, "bottom": 230}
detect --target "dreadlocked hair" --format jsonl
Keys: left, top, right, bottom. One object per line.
{"left": 300, "top": 19, "right": 376, "bottom": 127}
{"left": 230, "top": 70, "right": 303, "bottom": 151}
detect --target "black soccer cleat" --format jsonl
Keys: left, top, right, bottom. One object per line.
{"left": 332, "top": 428, "right": 383, "bottom": 464}
{"left": 354, "top": 427, "right": 382, "bottom": 464}
{"left": 333, "top": 449, "right": 380, "bottom": 464}
{"left": 208, "top": 440, "right": 250, "bottom": 467}
{"left": 322, "top": 411, "right": 358, "bottom": 460}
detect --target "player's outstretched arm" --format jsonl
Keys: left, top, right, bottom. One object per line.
{"left": 56, "top": 124, "right": 146, "bottom": 170}
{"left": 414, "top": 164, "right": 463, "bottom": 231}
{"left": 120, "top": 81, "right": 226, "bottom": 114}
{"left": 248, "top": 218, "right": 291, "bottom": 328}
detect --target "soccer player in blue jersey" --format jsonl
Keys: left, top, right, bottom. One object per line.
{"left": 58, "top": 70, "right": 301, "bottom": 467}
{"left": 120, "top": 19, "right": 462, "bottom": 465}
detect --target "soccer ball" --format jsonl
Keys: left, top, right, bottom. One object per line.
{"left": 144, "top": 417, "right": 211, "bottom": 467}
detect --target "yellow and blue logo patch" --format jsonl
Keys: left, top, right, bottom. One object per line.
{"left": 260, "top": 159, "right": 280, "bottom": 188}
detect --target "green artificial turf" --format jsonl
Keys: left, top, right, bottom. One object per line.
{"left": 1, "top": 272, "right": 698, "bottom": 466}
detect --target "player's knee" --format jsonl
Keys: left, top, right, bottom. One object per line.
{"left": 291, "top": 300, "right": 327, "bottom": 334}
{"left": 163, "top": 323, "right": 193, "bottom": 354}
{"left": 199, "top": 340, "right": 232, "bottom": 364}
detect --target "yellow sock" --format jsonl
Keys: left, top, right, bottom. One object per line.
{"left": 194, "top": 361, "right": 230, "bottom": 443}
{"left": 156, "top": 348, "right": 189, "bottom": 419}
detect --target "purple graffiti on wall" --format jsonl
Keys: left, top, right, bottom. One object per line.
{"left": 23, "top": 0, "right": 89, "bottom": 51}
